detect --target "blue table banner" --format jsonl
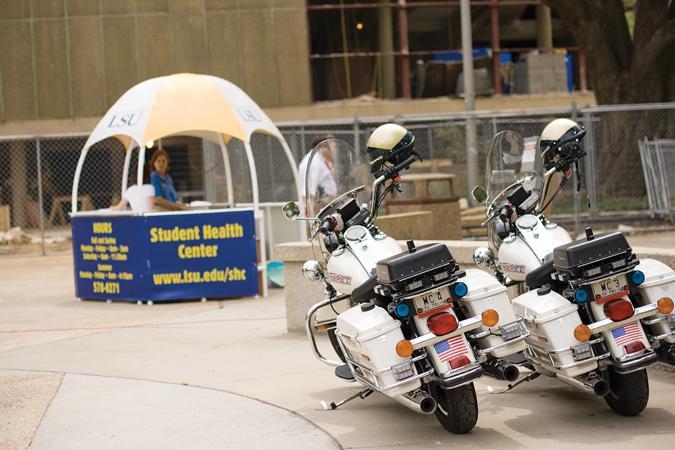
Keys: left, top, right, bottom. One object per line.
{"left": 71, "top": 209, "right": 259, "bottom": 302}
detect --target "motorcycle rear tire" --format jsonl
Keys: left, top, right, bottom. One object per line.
{"left": 328, "top": 329, "right": 347, "bottom": 363}
{"left": 603, "top": 368, "right": 649, "bottom": 416}
{"left": 433, "top": 383, "right": 478, "bottom": 434}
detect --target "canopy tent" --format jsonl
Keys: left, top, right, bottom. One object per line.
{"left": 72, "top": 73, "right": 302, "bottom": 298}
{"left": 71, "top": 72, "right": 300, "bottom": 214}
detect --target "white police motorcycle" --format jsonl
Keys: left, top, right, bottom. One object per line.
{"left": 471, "top": 123, "right": 674, "bottom": 416}
{"left": 283, "top": 126, "right": 528, "bottom": 434}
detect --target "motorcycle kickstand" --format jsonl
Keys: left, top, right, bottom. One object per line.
{"left": 320, "top": 388, "right": 374, "bottom": 411}
{"left": 492, "top": 371, "right": 541, "bottom": 394}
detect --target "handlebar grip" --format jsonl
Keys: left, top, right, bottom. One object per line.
{"left": 318, "top": 216, "right": 337, "bottom": 234}
{"left": 384, "top": 154, "right": 419, "bottom": 180}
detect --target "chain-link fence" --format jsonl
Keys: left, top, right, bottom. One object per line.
{"left": 639, "top": 138, "right": 675, "bottom": 216}
{"left": 1, "top": 102, "right": 674, "bottom": 255}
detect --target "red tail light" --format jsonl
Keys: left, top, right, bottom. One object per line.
{"left": 624, "top": 341, "right": 645, "bottom": 354}
{"left": 427, "top": 312, "right": 459, "bottom": 336}
{"left": 449, "top": 355, "right": 471, "bottom": 370}
{"left": 604, "top": 299, "right": 634, "bottom": 322}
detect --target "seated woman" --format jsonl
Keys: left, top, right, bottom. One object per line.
{"left": 148, "top": 149, "right": 188, "bottom": 211}
{"left": 110, "top": 149, "right": 187, "bottom": 212}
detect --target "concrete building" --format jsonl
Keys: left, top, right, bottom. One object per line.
{"left": 0, "top": 0, "right": 312, "bottom": 125}
{"left": 0, "top": 0, "right": 588, "bottom": 128}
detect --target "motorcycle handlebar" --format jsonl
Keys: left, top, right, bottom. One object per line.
{"left": 382, "top": 154, "right": 420, "bottom": 180}
{"left": 318, "top": 216, "right": 337, "bottom": 235}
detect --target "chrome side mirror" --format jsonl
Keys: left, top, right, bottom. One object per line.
{"left": 302, "top": 260, "right": 324, "bottom": 282}
{"left": 282, "top": 201, "right": 301, "bottom": 220}
{"left": 472, "top": 185, "right": 489, "bottom": 204}
{"left": 473, "top": 247, "right": 495, "bottom": 272}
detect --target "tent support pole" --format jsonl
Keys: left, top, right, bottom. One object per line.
{"left": 244, "top": 141, "right": 267, "bottom": 298}
{"left": 121, "top": 142, "right": 135, "bottom": 195}
{"left": 279, "top": 139, "right": 306, "bottom": 240}
{"left": 72, "top": 147, "right": 90, "bottom": 213}
{"left": 137, "top": 145, "right": 146, "bottom": 187}
{"left": 218, "top": 134, "right": 234, "bottom": 208}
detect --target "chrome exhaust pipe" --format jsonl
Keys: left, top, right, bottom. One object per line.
{"left": 483, "top": 359, "right": 520, "bottom": 382}
{"left": 557, "top": 374, "right": 609, "bottom": 397}
{"left": 394, "top": 390, "right": 437, "bottom": 414}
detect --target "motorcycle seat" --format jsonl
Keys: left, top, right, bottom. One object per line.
{"left": 350, "top": 275, "right": 389, "bottom": 308}
{"left": 525, "top": 253, "right": 555, "bottom": 290}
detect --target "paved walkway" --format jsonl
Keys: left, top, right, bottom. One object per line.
{"left": 1, "top": 254, "right": 674, "bottom": 449}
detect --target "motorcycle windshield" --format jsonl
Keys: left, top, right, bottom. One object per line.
{"left": 484, "top": 131, "right": 543, "bottom": 251}
{"left": 300, "top": 139, "right": 370, "bottom": 218}
{"left": 299, "top": 139, "right": 371, "bottom": 264}
{"left": 485, "top": 130, "right": 543, "bottom": 202}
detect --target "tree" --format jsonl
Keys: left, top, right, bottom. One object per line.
{"left": 542, "top": 0, "right": 675, "bottom": 104}
{"left": 538, "top": 1, "right": 675, "bottom": 210}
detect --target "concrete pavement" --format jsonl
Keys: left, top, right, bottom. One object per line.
{"left": 1, "top": 253, "right": 674, "bottom": 449}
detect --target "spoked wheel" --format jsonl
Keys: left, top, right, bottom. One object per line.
{"left": 433, "top": 383, "right": 478, "bottom": 434}
{"left": 604, "top": 368, "right": 649, "bottom": 416}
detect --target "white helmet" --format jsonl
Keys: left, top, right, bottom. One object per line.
{"left": 539, "top": 118, "right": 586, "bottom": 172}
{"left": 366, "top": 123, "right": 415, "bottom": 174}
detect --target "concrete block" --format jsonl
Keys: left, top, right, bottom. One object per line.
{"left": 32, "top": 1, "right": 65, "bottom": 17}
{"left": 0, "top": 0, "right": 29, "bottom": 19}
{"left": 102, "top": 16, "right": 138, "bottom": 105}
{"left": 67, "top": 0, "right": 100, "bottom": 16}
{"left": 68, "top": 17, "right": 105, "bottom": 116}
{"left": 274, "top": 242, "right": 325, "bottom": 331}
{"left": 0, "top": 22, "right": 35, "bottom": 120}
{"left": 205, "top": 0, "right": 239, "bottom": 10}
{"left": 272, "top": 0, "right": 306, "bottom": 7}
{"left": 206, "top": 12, "right": 242, "bottom": 84}
{"left": 239, "top": 9, "right": 279, "bottom": 107}
{"left": 137, "top": 15, "right": 173, "bottom": 80}
{"left": 170, "top": 14, "right": 208, "bottom": 73}
{"left": 137, "top": 0, "right": 169, "bottom": 13}
{"left": 376, "top": 211, "right": 433, "bottom": 241}
{"left": 273, "top": 9, "right": 311, "bottom": 106}
{"left": 170, "top": 0, "right": 204, "bottom": 14}
{"left": 100, "top": 0, "right": 136, "bottom": 15}
{"left": 34, "top": 19, "right": 70, "bottom": 118}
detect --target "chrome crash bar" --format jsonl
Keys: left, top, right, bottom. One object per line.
{"left": 306, "top": 294, "right": 351, "bottom": 367}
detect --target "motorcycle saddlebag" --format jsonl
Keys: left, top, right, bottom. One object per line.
{"left": 376, "top": 243, "right": 457, "bottom": 292}
{"left": 553, "top": 232, "right": 632, "bottom": 277}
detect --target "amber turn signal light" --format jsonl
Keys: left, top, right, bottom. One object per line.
{"left": 574, "top": 324, "right": 592, "bottom": 342}
{"left": 396, "top": 339, "right": 414, "bottom": 358}
{"left": 657, "top": 297, "right": 674, "bottom": 315}
{"left": 481, "top": 309, "right": 499, "bottom": 327}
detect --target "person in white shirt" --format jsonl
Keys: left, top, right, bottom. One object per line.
{"left": 109, "top": 184, "right": 155, "bottom": 213}
{"left": 298, "top": 135, "right": 337, "bottom": 215}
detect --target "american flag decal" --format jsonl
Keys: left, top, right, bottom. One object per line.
{"left": 610, "top": 322, "right": 644, "bottom": 346}
{"left": 433, "top": 335, "right": 468, "bottom": 363}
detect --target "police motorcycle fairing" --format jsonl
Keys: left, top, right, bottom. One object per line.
{"left": 472, "top": 119, "right": 675, "bottom": 416}
{"left": 283, "top": 125, "right": 527, "bottom": 434}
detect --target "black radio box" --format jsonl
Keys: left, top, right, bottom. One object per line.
{"left": 376, "top": 243, "right": 456, "bottom": 289}
{"left": 553, "top": 232, "right": 632, "bottom": 275}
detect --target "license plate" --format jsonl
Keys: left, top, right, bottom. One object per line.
{"left": 414, "top": 287, "right": 450, "bottom": 316}
{"left": 592, "top": 274, "right": 628, "bottom": 303}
